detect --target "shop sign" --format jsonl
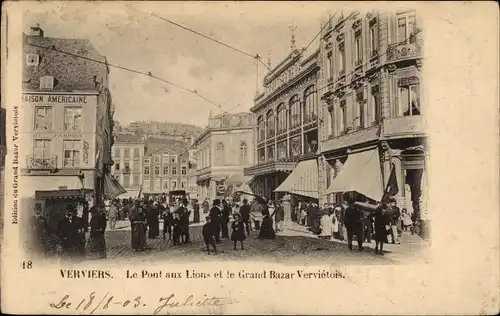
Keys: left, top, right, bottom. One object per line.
{"left": 383, "top": 116, "right": 424, "bottom": 137}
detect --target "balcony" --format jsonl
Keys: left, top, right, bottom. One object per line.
{"left": 63, "top": 158, "right": 80, "bottom": 168}
{"left": 382, "top": 115, "right": 425, "bottom": 138}
{"left": 26, "top": 155, "right": 58, "bottom": 170}
{"left": 387, "top": 39, "right": 422, "bottom": 63}
{"left": 321, "top": 125, "right": 380, "bottom": 153}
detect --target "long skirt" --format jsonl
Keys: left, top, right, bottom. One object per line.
{"left": 131, "top": 223, "right": 146, "bottom": 250}
{"left": 86, "top": 233, "right": 106, "bottom": 259}
{"left": 320, "top": 215, "right": 333, "bottom": 237}
{"left": 148, "top": 221, "right": 160, "bottom": 238}
{"left": 258, "top": 217, "right": 276, "bottom": 239}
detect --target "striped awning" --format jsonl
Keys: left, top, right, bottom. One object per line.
{"left": 324, "top": 149, "right": 383, "bottom": 201}
{"left": 274, "top": 159, "right": 319, "bottom": 199}
{"left": 104, "top": 173, "right": 127, "bottom": 199}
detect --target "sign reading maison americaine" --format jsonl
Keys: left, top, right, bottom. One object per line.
{"left": 22, "top": 94, "right": 88, "bottom": 104}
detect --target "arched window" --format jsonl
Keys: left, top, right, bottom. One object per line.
{"left": 215, "top": 142, "right": 225, "bottom": 165}
{"left": 266, "top": 109, "right": 275, "bottom": 137}
{"left": 276, "top": 103, "right": 286, "bottom": 134}
{"left": 304, "top": 85, "right": 317, "bottom": 123}
{"left": 257, "top": 115, "right": 264, "bottom": 141}
{"left": 289, "top": 95, "right": 300, "bottom": 128}
{"left": 239, "top": 141, "right": 248, "bottom": 165}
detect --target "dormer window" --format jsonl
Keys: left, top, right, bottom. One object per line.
{"left": 26, "top": 54, "right": 39, "bottom": 66}
{"left": 40, "top": 76, "right": 54, "bottom": 90}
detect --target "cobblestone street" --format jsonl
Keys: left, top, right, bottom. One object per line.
{"left": 97, "top": 222, "right": 430, "bottom": 265}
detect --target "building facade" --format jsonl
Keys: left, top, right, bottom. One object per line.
{"left": 194, "top": 112, "right": 254, "bottom": 201}
{"left": 21, "top": 26, "right": 114, "bottom": 214}
{"left": 244, "top": 46, "right": 321, "bottom": 200}
{"left": 318, "top": 10, "right": 426, "bottom": 229}
{"left": 111, "top": 134, "right": 145, "bottom": 198}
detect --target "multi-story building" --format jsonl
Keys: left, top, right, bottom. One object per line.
{"left": 193, "top": 112, "right": 254, "bottom": 201}
{"left": 111, "top": 134, "right": 145, "bottom": 198}
{"left": 318, "top": 10, "right": 426, "bottom": 230}
{"left": 21, "top": 25, "right": 114, "bottom": 214}
{"left": 244, "top": 43, "right": 321, "bottom": 200}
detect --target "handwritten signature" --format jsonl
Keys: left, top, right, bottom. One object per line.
{"left": 49, "top": 292, "right": 239, "bottom": 314}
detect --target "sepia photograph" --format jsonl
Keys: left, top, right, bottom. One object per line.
{"left": 1, "top": 1, "right": 498, "bottom": 315}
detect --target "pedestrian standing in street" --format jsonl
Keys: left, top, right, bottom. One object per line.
{"left": 344, "top": 199, "right": 364, "bottom": 251}
{"left": 332, "top": 206, "right": 340, "bottom": 238}
{"left": 57, "top": 205, "right": 86, "bottom": 259}
{"left": 362, "top": 211, "right": 373, "bottom": 243}
{"left": 258, "top": 206, "right": 276, "bottom": 239}
{"left": 231, "top": 213, "right": 245, "bottom": 250}
{"left": 30, "top": 207, "right": 50, "bottom": 257}
{"left": 193, "top": 200, "right": 200, "bottom": 223}
{"left": 129, "top": 204, "right": 147, "bottom": 252}
{"left": 147, "top": 202, "right": 160, "bottom": 239}
{"left": 239, "top": 199, "right": 251, "bottom": 235}
{"left": 209, "top": 199, "right": 222, "bottom": 243}
{"left": 202, "top": 216, "right": 217, "bottom": 254}
{"left": 161, "top": 204, "right": 173, "bottom": 241}
{"left": 202, "top": 198, "right": 210, "bottom": 214}
{"left": 220, "top": 199, "right": 231, "bottom": 239}
{"left": 180, "top": 199, "right": 191, "bottom": 244}
{"left": 272, "top": 200, "right": 285, "bottom": 232}
{"left": 339, "top": 201, "right": 348, "bottom": 241}
{"left": 373, "top": 204, "right": 390, "bottom": 255}
{"left": 319, "top": 205, "right": 334, "bottom": 239}
{"left": 86, "top": 206, "right": 107, "bottom": 259}
{"left": 108, "top": 202, "right": 118, "bottom": 230}
{"left": 172, "top": 213, "right": 182, "bottom": 246}
{"left": 401, "top": 208, "right": 413, "bottom": 232}
{"left": 388, "top": 198, "right": 401, "bottom": 244}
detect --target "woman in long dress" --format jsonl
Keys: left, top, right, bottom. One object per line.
{"left": 86, "top": 206, "right": 107, "bottom": 259}
{"left": 130, "top": 206, "right": 147, "bottom": 251}
{"left": 258, "top": 207, "right": 276, "bottom": 239}
{"left": 320, "top": 206, "right": 334, "bottom": 239}
{"left": 373, "top": 205, "right": 390, "bottom": 255}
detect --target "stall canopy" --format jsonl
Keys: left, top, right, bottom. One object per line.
{"left": 274, "top": 159, "right": 319, "bottom": 199}
{"left": 324, "top": 149, "right": 383, "bottom": 201}
{"left": 104, "top": 173, "right": 127, "bottom": 199}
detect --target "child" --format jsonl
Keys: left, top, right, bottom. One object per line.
{"left": 172, "top": 213, "right": 181, "bottom": 245}
{"left": 401, "top": 208, "right": 413, "bottom": 232}
{"left": 231, "top": 213, "right": 246, "bottom": 250}
{"left": 202, "top": 216, "right": 217, "bottom": 254}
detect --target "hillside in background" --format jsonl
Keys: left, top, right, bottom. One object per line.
{"left": 115, "top": 121, "right": 204, "bottom": 137}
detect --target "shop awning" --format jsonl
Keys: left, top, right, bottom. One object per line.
{"left": 324, "top": 149, "right": 383, "bottom": 201}
{"left": 35, "top": 189, "right": 93, "bottom": 200}
{"left": 104, "top": 173, "right": 127, "bottom": 199}
{"left": 274, "top": 159, "right": 319, "bottom": 199}
{"left": 225, "top": 174, "right": 251, "bottom": 186}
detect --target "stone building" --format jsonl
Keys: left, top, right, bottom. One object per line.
{"left": 244, "top": 41, "right": 321, "bottom": 201}
{"left": 21, "top": 25, "right": 115, "bottom": 215}
{"left": 111, "top": 134, "right": 145, "bottom": 198}
{"left": 193, "top": 112, "right": 254, "bottom": 201}
{"left": 317, "top": 10, "right": 426, "bottom": 231}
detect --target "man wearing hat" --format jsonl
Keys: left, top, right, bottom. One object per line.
{"left": 388, "top": 198, "right": 401, "bottom": 244}
{"left": 57, "top": 204, "right": 86, "bottom": 258}
{"left": 209, "top": 199, "right": 222, "bottom": 243}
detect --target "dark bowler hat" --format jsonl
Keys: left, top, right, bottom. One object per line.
{"left": 213, "top": 199, "right": 221, "bottom": 206}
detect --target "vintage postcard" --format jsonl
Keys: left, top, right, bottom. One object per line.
{"left": 1, "top": 1, "right": 499, "bottom": 314}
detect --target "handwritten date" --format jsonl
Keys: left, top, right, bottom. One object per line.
{"left": 50, "top": 292, "right": 238, "bottom": 314}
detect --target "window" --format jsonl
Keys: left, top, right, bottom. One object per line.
{"left": 276, "top": 104, "right": 286, "bottom": 134}
{"left": 239, "top": 142, "right": 248, "bottom": 165}
{"left": 34, "top": 106, "right": 53, "bottom": 131}
{"left": 327, "top": 52, "right": 333, "bottom": 80}
{"left": 181, "top": 166, "right": 187, "bottom": 175}
{"left": 290, "top": 136, "right": 301, "bottom": 157}
{"left": 340, "top": 100, "right": 347, "bottom": 133}
{"left": 133, "top": 148, "right": 140, "bottom": 158}
{"left": 115, "top": 162, "right": 120, "bottom": 171}
{"left": 154, "top": 155, "right": 160, "bottom": 163}
{"left": 171, "top": 180, "right": 177, "bottom": 190}
{"left": 398, "top": 77, "right": 420, "bottom": 116}
{"left": 356, "top": 91, "right": 366, "bottom": 129}
{"left": 114, "top": 148, "right": 120, "bottom": 158}
{"left": 354, "top": 32, "right": 363, "bottom": 65}
{"left": 266, "top": 145, "right": 275, "bottom": 162}
{"left": 338, "top": 43, "right": 346, "bottom": 74}
{"left": 171, "top": 166, "right": 177, "bottom": 175}
{"left": 257, "top": 116, "right": 265, "bottom": 141}
{"left": 33, "top": 139, "right": 51, "bottom": 158}
{"left": 132, "top": 175, "right": 140, "bottom": 188}
{"left": 26, "top": 54, "right": 39, "bottom": 66}
{"left": 63, "top": 140, "right": 81, "bottom": 167}
{"left": 328, "top": 107, "right": 335, "bottom": 136}
{"left": 171, "top": 155, "right": 177, "bottom": 163}
{"left": 304, "top": 85, "right": 317, "bottom": 123}
{"left": 123, "top": 175, "right": 130, "bottom": 188}
{"left": 257, "top": 148, "right": 265, "bottom": 163}
{"left": 369, "top": 22, "right": 379, "bottom": 55}
{"left": 144, "top": 166, "right": 150, "bottom": 175}
{"left": 371, "top": 85, "right": 381, "bottom": 123}
{"left": 124, "top": 148, "right": 130, "bottom": 159}
{"left": 289, "top": 95, "right": 300, "bottom": 128}
{"left": 133, "top": 160, "right": 140, "bottom": 171}
{"left": 163, "top": 166, "right": 169, "bottom": 175}
{"left": 154, "top": 165, "right": 160, "bottom": 175}
{"left": 144, "top": 159, "right": 150, "bottom": 165}
{"left": 163, "top": 181, "right": 169, "bottom": 190}
{"left": 39, "top": 76, "right": 54, "bottom": 90}
{"left": 397, "top": 13, "right": 417, "bottom": 43}
{"left": 181, "top": 180, "right": 186, "bottom": 189}
{"left": 124, "top": 161, "right": 130, "bottom": 173}
{"left": 163, "top": 154, "right": 169, "bottom": 163}
{"left": 215, "top": 142, "right": 225, "bottom": 165}
{"left": 154, "top": 178, "right": 161, "bottom": 191}
{"left": 64, "top": 107, "right": 82, "bottom": 131}
{"left": 277, "top": 141, "right": 287, "bottom": 160}
{"left": 181, "top": 158, "right": 187, "bottom": 164}
{"left": 266, "top": 110, "right": 275, "bottom": 137}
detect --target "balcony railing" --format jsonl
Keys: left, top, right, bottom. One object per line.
{"left": 63, "top": 158, "right": 81, "bottom": 168}
{"left": 26, "top": 155, "right": 58, "bottom": 170}
{"left": 387, "top": 39, "right": 422, "bottom": 62}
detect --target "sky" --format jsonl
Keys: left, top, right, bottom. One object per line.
{"left": 22, "top": 2, "right": 364, "bottom": 128}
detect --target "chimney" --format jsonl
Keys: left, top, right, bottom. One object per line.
{"left": 30, "top": 24, "right": 44, "bottom": 37}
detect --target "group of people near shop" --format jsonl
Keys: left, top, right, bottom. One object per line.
{"left": 291, "top": 197, "right": 413, "bottom": 255}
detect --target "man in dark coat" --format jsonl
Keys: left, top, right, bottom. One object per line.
{"left": 388, "top": 198, "right": 401, "bottom": 244}
{"left": 146, "top": 203, "right": 160, "bottom": 239}
{"left": 343, "top": 199, "right": 364, "bottom": 251}
{"left": 239, "top": 199, "right": 251, "bottom": 235}
{"left": 30, "top": 208, "right": 50, "bottom": 256}
{"left": 180, "top": 199, "right": 191, "bottom": 244}
{"left": 221, "top": 199, "right": 231, "bottom": 239}
{"left": 209, "top": 199, "right": 222, "bottom": 243}
{"left": 57, "top": 205, "right": 86, "bottom": 258}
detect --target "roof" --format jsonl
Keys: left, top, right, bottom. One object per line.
{"left": 114, "top": 134, "right": 143, "bottom": 143}
{"left": 23, "top": 33, "right": 108, "bottom": 91}
{"left": 144, "top": 139, "right": 188, "bottom": 156}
